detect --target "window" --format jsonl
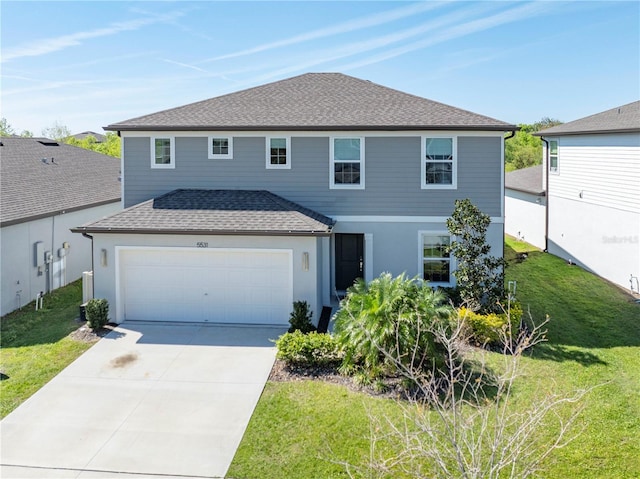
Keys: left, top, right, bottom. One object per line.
{"left": 422, "top": 136, "right": 457, "bottom": 189}
{"left": 150, "top": 137, "right": 174, "bottom": 169}
{"left": 421, "top": 234, "right": 452, "bottom": 284}
{"left": 549, "top": 140, "right": 558, "bottom": 173}
{"left": 330, "top": 137, "right": 364, "bottom": 189}
{"left": 266, "top": 137, "right": 291, "bottom": 169}
{"left": 208, "top": 136, "right": 233, "bottom": 159}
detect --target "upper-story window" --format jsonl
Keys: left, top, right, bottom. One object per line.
{"left": 422, "top": 136, "right": 457, "bottom": 189}
{"left": 549, "top": 140, "right": 558, "bottom": 173}
{"left": 150, "top": 137, "right": 175, "bottom": 169}
{"left": 421, "top": 233, "right": 453, "bottom": 285}
{"left": 266, "top": 137, "right": 291, "bottom": 169}
{"left": 208, "top": 136, "right": 233, "bottom": 159}
{"left": 330, "top": 137, "right": 364, "bottom": 189}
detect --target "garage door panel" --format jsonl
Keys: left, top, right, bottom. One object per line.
{"left": 120, "top": 248, "right": 292, "bottom": 324}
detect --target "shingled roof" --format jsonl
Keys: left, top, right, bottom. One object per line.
{"left": 72, "top": 189, "right": 334, "bottom": 236}
{"left": 505, "top": 165, "right": 545, "bottom": 195}
{"left": 0, "top": 137, "right": 121, "bottom": 226}
{"left": 535, "top": 101, "right": 640, "bottom": 136}
{"left": 105, "top": 73, "right": 515, "bottom": 132}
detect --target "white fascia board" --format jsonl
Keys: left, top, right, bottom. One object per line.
{"left": 333, "top": 216, "right": 504, "bottom": 224}
{"left": 120, "top": 130, "right": 508, "bottom": 138}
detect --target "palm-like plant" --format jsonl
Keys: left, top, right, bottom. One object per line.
{"left": 333, "top": 273, "right": 453, "bottom": 379}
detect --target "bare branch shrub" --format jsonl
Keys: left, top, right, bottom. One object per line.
{"left": 340, "top": 308, "right": 590, "bottom": 479}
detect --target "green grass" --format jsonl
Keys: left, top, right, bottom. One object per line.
{"left": 0, "top": 280, "right": 95, "bottom": 418}
{"left": 229, "top": 381, "right": 403, "bottom": 479}
{"left": 228, "top": 237, "right": 640, "bottom": 479}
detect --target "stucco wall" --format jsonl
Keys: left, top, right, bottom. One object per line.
{"left": 504, "top": 189, "right": 546, "bottom": 249}
{"left": 548, "top": 195, "right": 639, "bottom": 291}
{"left": 1, "top": 202, "right": 121, "bottom": 316}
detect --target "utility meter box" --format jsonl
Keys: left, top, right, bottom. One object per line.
{"left": 34, "top": 241, "right": 44, "bottom": 267}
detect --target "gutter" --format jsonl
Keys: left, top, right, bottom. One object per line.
{"left": 539, "top": 136, "right": 550, "bottom": 252}
{"left": 71, "top": 227, "right": 334, "bottom": 237}
{"left": 104, "top": 124, "right": 519, "bottom": 133}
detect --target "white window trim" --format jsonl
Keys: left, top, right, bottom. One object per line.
{"left": 265, "top": 136, "right": 291, "bottom": 169}
{"left": 418, "top": 231, "right": 455, "bottom": 287}
{"left": 548, "top": 139, "right": 559, "bottom": 175}
{"left": 421, "top": 135, "right": 457, "bottom": 189}
{"left": 208, "top": 135, "right": 233, "bottom": 159}
{"left": 330, "top": 136, "right": 365, "bottom": 190}
{"left": 150, "top": 137, "right": 175, "bottom": 169}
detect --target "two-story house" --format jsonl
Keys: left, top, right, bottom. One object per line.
{"left": 535, "top": 101, "right": 640, "bottom": 293}
{"left": 73, "top": 73, "right": 515, "bottom": 325}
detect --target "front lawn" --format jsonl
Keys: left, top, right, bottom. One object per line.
{"left": 0, "top": 280, "right": 96, "bottom": 418}
{"left": 228, "top": 237, "right": 640, "bottom": 479}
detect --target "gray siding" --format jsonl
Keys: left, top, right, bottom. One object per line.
{"left": 123, "top": 135, "right": 502, "bottom": 217}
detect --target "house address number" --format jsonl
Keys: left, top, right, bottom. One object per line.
{"left": 196, "top": 242, "right": 209, "bottom": 248}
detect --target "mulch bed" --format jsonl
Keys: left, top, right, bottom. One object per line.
{"left": 268, "top": 359, "right": 409, "bottom": 399}
{"left": 69, "top": 322, "right": 118, "bottom": 343}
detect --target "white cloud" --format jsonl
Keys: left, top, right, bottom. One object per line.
{"left": 335, "top": 2, "right": 554, "bottom": 71}
{"left": 2, "top": 10, "right": 186, "bottom": 62}
{"left": 197, "top": 1, "right": 450, "bottom": 64}
{"left": 234, "top": 2, "right": 497, "bottom": 86}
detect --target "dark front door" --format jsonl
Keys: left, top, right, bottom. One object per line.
{"left": 335, "top": 233, "right": 364, "bottom": 291}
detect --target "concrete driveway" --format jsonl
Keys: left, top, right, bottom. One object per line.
{"left": 0, "top": 322, "right": 285, "bottom": 479}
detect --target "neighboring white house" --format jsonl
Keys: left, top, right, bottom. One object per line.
{"left": 505, "top": 165, "right": 546, "bottom": 249}
{"left": 0, "top": 137, "right": 121, "bottom": 316}
{"left": 535, "top": 101, "right": 640, "bottom": 293}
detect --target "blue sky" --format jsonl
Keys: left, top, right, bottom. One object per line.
{"left": 2, "top": 1, "right": 638, "bottom": 135}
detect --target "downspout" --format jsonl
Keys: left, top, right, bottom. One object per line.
{"left": 540, "top": 137, "right": 550, "bottom": 252}
{"left": 82, "top": 232, "right": 95, "bottom": 295}
{"left": 503, "top": 129, "right": 516, "bottom": 248}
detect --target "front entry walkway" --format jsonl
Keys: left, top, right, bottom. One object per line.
{"left": 0, "top": 322, "right": 285, "bottom": 479}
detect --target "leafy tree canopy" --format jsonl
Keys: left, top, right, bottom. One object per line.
{"left": 505, "top": 117, "right": 562, "bottom": 172}
{"left": 0, "top": 118, "right": 32, "bottom": 138}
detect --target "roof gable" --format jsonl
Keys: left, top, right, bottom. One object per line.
{"left": 536, "top": 101, "right": 640, "bottom": 136}
{"left": 105, "top": 73, "right": 515, "bottom": 132}
{"left": 0, "top": 137, "right": 121, "bottom": 226}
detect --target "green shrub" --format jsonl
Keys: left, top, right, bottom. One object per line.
{"left": 288, "top": 300, "right": 316, "bottom": 333}
{"left": 85, "top": 299, "right": 109, "bottom": 330}
{"left": 275, "top": 331, "right": 341, "bottom": 366}
{"left": 333, "top": 273, "right": 454, "bottom": 380}
{"left": 459, "top": 301, "right": 522, "bottom": 346}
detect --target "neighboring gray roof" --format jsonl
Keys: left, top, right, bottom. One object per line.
{"left": 0, "top": 137, "right": 121, "bottom": 226}
{"left": 535, "top": 101, "right": 640, "bottom": 136}
{"left": 105, "top": 73, "right": 515, "bottom": 132}
{"left": 72, "top": 189, "right": 334, "bottom": 236}
{"left": 505, "top": 165, "right": 545, "bottom": 195}
{"left": 68, "top": 131, "right": 106, "bottom": 142}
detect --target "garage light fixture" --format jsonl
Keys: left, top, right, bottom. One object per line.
{"left": 101, "top": 249, "right": 108, "bottom": 267}
{"left": 302, "top": 252, "right": 309, "bottom": 271}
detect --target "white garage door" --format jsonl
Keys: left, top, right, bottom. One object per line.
{"left": 119, "top": 248, "right": 292, "bottom": 324}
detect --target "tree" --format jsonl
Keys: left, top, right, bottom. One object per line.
{"left": 505, "top": 118, "right": 563, "bottom": 172}
{"left": 446, "top": 199, "right": 505, "bottom": 312}
{"left": 64, "top": 131, "right": 120, "bottom": 158}
{"left": 533, "top": 117, "right": 563, "bottom": 131}
{"left": 41, "top": 121, "right": 72, "bottom": 140}
{"left": 0, "top": 118, "right": 15, "bottom": 136}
